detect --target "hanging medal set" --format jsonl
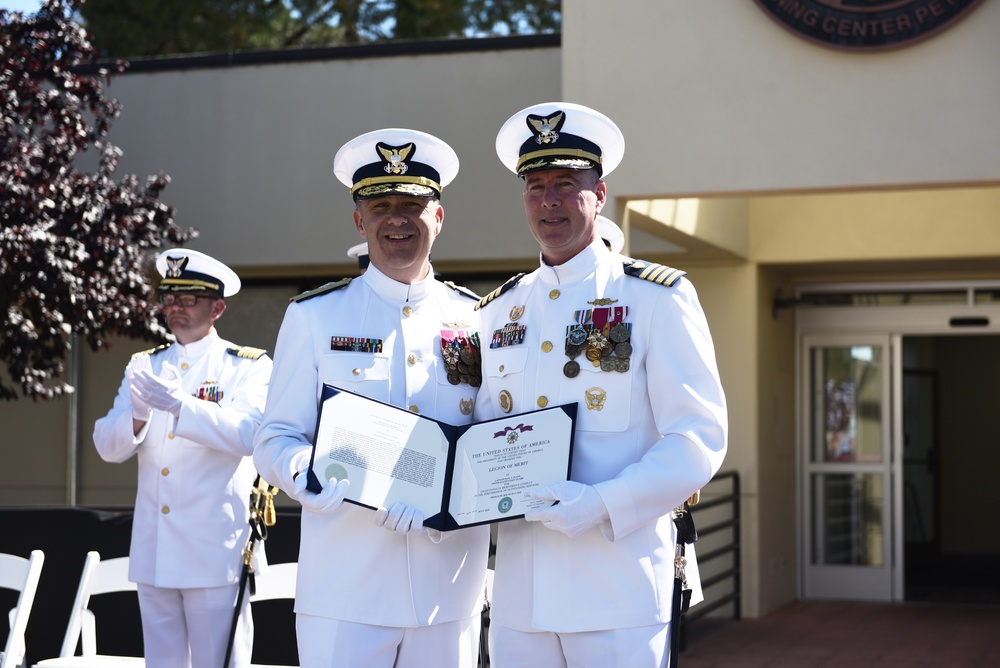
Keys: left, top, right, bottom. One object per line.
{"left": 563, "top": 304, "right": 632, "bottom": 378}
{"left": 441, "top": 330, "right": 482, "bottom": 387}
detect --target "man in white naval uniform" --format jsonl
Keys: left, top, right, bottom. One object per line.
{"left": 474, "top": 102, "right": 728, "bottom": 667}
{"left": 93, "top": 248, "right": 271, "bottom": 668}
{"left": 254, "top": 128, "right": 489, "bottom": 668}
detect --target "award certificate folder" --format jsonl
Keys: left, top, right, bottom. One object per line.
{"left": 307, "top": 385, "right": 576, "bottom": 531}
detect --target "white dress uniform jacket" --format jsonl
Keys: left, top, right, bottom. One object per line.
{"left": 253, "top": 264, "right": 490, "bottom": 627}
{"left": 93, "top": 330, "right": 272, "bottom": 587}
{"left": 474, "top": 239, "right": 728, "bottom": 633}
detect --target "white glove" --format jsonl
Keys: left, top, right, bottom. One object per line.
{"left": 126, "top": 356, "right": 153, "bottom": 420}
{"left": 131, "top": 361, "right": 187, "bottom": 417}
{"left": 524, "top": 480, "right": 610, "bottom": 538}
{"left": 291, "top": 471, "right": 350, "bottom": 515}
{"left": 374, "top": 503, "right": 425, "bottom": 535}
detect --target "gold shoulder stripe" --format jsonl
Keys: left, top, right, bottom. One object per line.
{"left": 291, "top": 278, "right": 352, "bottom": 303}
{"left": 623, "top": 260, "right": 686, "bottom": 288}
{"left": 131, "top": 344, "right": 170, "bottom": 358}
{"left": 443, "top": 281, "right": 480, "bottom": 301}
{"left": 227, "top": 346, "right": 267, "bottom": 360}
{"left": 475, "top": 273, "right": 525, "bottom": 311}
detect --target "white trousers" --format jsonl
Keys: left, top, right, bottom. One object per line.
{"left": 137, "top": 581, "right": 252, "bottom": 668}
{"left": 296, "top": 613, "right": 481, "bottom": 668}
{"left": 488, "top": 622, "right": 670, "bottom": 668}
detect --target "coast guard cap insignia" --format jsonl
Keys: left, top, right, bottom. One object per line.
{"left": 378, "top": 143, "right": 414, "bottom": 175}
{"left": 527, "top": 111, "right": 565, "bottom": 145}
{"left": 166, "top": 256, "right": 189, "bottom": 278}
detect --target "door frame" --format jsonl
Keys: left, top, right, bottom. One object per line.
{"left": 796, "top": 288, "right": 1000, "bottom": 601}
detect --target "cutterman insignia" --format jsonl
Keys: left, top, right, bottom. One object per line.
{"left": 623, "top": 260, "right": 686, "bottom": 287}
{"left": 475, "top": 273, "right": 526, "bottom": 311}
{"left": 291, "top": 278, "right": 353, "bottom": 303}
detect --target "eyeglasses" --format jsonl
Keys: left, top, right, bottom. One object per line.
{"left": 158, "top": 293, "right": 214, "bottom": 308}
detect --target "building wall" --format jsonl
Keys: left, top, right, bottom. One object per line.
{"left": 750, "top": 189, "right": 1000, "bottom": 263}
{"left": 104, "top": 45, "right": 562, "bottom": 273}
{"left": 564, "top": 0, "right": 1000, "bottom": 197}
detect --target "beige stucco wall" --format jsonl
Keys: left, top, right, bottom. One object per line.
{"left": 105, "top": 45, "right": 561, "bottom": 272}
{"left": 564, "top": 0, "right": 1000, "bottom": 197}
{"left": 751, "top": 188, "right": 1000, "bottom": 263}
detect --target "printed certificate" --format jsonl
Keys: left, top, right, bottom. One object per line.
{"left": 307, "top": 385, "right": 576, "bottom": 530}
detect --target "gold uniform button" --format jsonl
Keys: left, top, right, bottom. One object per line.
{"left": 180, "top": 362, "right": 189, "bottom": 370}
{"left": 161, "top": 506, "right": 170, "bottom": 515}
{"left": 407, "top": 353, "right": 417, "bottom": 365}
{"left": 167, "top": 432, "right": 175, "bottom": 440}
{"left": 352, "top": 368, "right": 361, "bottom": 376}
{"left": 402, "top": 306, "right": 413, "bottom": 317}
{"left": 541, "top": 341, "right": 553, "bottom": 353}
{"left": 549, "top": 289, "right": 560, "bottom": 300}
{"left": 537, "top": 396, "right": 548, "bottom": 408}
{"left": 409, "top": 405, "right": 419, "bottom": 414}
{"left": 499, "top": 364, "right": 505, "bottom": 373}
{"left": 161, "top": 468, "right": 169, "bottom": 476}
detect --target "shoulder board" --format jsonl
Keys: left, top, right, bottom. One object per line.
{"left": 131, "top": 344, "right": 170, "bottom": 359}
{"left": 475, "top": 273, "right": 526, "bottom": 311}
{"left": 291, "top": 278, "right": 352, "bottom": 303}
{"left": 623, "top": 260, "right": 686, "bottom": 288}
{"left": 443, "top": 280, "right": 480, "bottom": 301}
{"left": 227, "top": 345, "right": 268, "bottom": 360}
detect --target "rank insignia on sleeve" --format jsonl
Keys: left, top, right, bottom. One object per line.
{"left": 623, "top": 260, "right": 686, "bottom": 287}
{"left": 227, "top": 345, "right": 267, "bottom": 360}
{"left": 475, "top": 273, "right": 526, "bottom": 310}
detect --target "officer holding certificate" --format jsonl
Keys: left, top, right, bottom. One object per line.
{"left": 474, "top": 103, "right": 728, "bottom": 667}
{"left": 253, "top": 129, "right": 490, "bottom": 668}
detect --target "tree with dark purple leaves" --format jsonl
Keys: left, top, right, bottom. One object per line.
{"left": 1, "top": 0, "right": 196, "bottom": 401}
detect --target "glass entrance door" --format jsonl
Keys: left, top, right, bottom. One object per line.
{"left": 801, "top": 335, "right": 895, "bottom": 600}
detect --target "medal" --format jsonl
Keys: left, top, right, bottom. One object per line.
{"left": 566, "top": 304, "right": 634, "bottom": 375}
{"left": 442, "top": 330, "right": 482, "bottom": 386}
{"left": 610, "top": 322, "right": 630, "bottom": 343}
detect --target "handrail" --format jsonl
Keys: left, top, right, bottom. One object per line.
{"left": 680, "top": 470, "right": 741, "bottom": 648}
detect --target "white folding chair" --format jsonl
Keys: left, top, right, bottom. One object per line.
{"left": 248, "top": 562, "right": 298, "bottom": 668}
{"left": 34, "top": 551, "right": 143, "bottom": 667}
{"left": 1, "top": 550, "right": 44, "bottom": 668}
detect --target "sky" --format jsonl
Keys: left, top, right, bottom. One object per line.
{"left": 1, "top": 1, "right": 43, "bottom": 13}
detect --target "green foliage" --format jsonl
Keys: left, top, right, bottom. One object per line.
{"left": 0, "top": 0, "right": 196, "bottom": 400}
{"left": 78, "top": 0, "right": 562, "bottom": 58}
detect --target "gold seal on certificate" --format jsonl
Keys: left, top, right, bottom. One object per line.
{"left": 307, "top": 385, "right": 576, "bottom": 531}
